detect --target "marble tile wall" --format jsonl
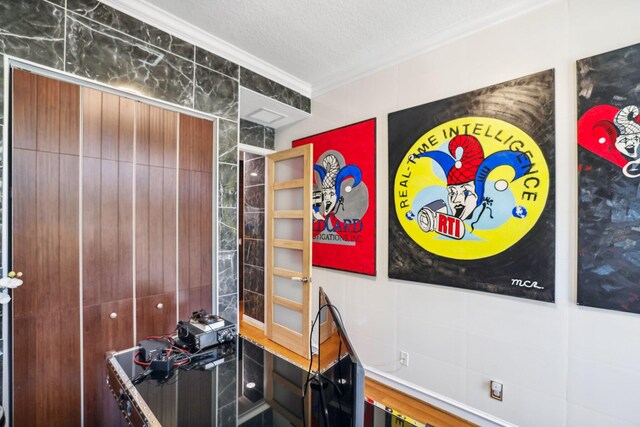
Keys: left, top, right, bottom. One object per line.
{"left": 0, "top": 0, "right": 310, "bottom": 347}
{"left": 240, "top": 119, "right": 275, "bottom": 150}
{"left": 240, "top": 67, "right": 311, "bottom": 113}
{"left": 243, "top": 150, "right": 265, "bottom": 322}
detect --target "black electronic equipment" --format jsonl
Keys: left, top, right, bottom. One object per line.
{"left": 190, "top": 309, "right": 225, "bottom": 326}
{"left": 137, "top": 339, "right": 170, "bottom": 363}
{"left": 177, "top": 316, "right": 236, "bottom": 352}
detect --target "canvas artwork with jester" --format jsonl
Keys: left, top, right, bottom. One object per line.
{"left": 578, "top": 43, "right": 640, "bottom": 314}
{"left": 388, "top": 70, "right": 556, "bottom": 302}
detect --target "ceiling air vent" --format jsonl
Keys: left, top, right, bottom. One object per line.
{"left": 247, "top": 107, "right": 286, "bottom": 124}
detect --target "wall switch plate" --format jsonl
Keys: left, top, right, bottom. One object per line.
{"left": 490, "top": 380, "right": 503, "bottom": 401}
{"left": 400, "top": 351, "right": 409, "bottom": 367}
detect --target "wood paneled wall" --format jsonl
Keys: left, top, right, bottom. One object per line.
{"left": 12, "top": 69, "right": 82, "bottom": 427}
{"left": 11, "top": 69, "right": 215, "bottom": 427}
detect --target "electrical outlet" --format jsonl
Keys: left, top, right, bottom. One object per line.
{"left": 400, "top": 351, "right": 409, "bottom": 367}
{"left": 490, "top": 380, "right": 503, "bottom": 401}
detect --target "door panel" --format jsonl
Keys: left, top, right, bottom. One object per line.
{"left": 136, "top": 292, "right": 177, "bottom": 339}
{"left": 266, "top": 145, "right": 313, "bottom": 358}
{"left": 178, "top": 113, "right": 214, "bottom": 319}
{"left": 12, "top": 69, "right": 82, "bottom": 427}
{"left": 82, "top": 157, "right": 134, "bottom": 306}
{"left": 83, "top": 299, "right": 134, "bottom": 427}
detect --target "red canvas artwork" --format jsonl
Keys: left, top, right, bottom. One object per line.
{"left": 292, "top": 119, "right": 376, "bottom": 276}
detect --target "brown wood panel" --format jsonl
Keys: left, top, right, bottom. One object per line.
{"left": 118, "top": 97, "right": 135, "bottom": 163}
{"left": 12, "top": 149, "right": 37, "bottom": 317}
{"left": 135, "top": 164, "right": 150, "bottom": 297}
{"left": 148, "top": 166, "right": 165, "bottom": 296}
{"left": 178, "top": 169, "right": 191, "bottom": 291}
{"left": 178, "top": 113, "right": 193, "bottom": 170}
{"left": 100, "top": 160, "right": 120, "bottom": 302}
{"left": 82, "top": 156, "right": 101, "bottom": 307}
{"left": 12, "top": 69, "right": 37, "bottom": 150}
{"left": 136, "top": 292, "right": 177, "bottom": 339}
{"left": 36, "top": 74, "right": 60, "bottom": 153}
{"left": 201, "top": 284, "right": 212, "bottom": 313}
{"left": 184, "top": 114, "right": 213, "bottom": 172}
{"left": 136, "top": 102, "right": 150, "bottom": 165}
{"left": 36, "top": 152, "right": 60, "bottom": 314}
{"left": 188, "top": 171, "right": 203, "bottom": 289}
{"left": 82, "top": 87, "right": 103, "bottom": 158}
{"left": 59, "top": 154, "right": 80, "bottom": 307}
{"left": 163, "top": 168, "right": 177, "bottom": 294}
{"left": 178, "top": 287, "right": 213, "bottom": 319}
{"left": 196, "top": 117, "right": 214, "bottom": 173}
{"left": 12, "top": 315, "right": 37, "bottom": 427}
{"left": 179, "top": 113, "right": 213, "bottom": 172}
{"left": 101, "top": 92, "right": 120, "bottom": 160}
{"left": 59, "top": 81, "right": 80, "bottom": 155}
{"left": 177, "top": 114, "right": 214, "bottom": 320}
{"left": 149, "top": 105, "right": 164, "bottom": 167}
{"left": 83, "top": 158, "right": 133, "bottom": 306}
{"left": 36, "top": 310, "right": 81, "bottom": 426}
{"left": 83, "top": 299, "right": 133, "bottom": 427}
{"left": 178, "top": 288, "right": 191, "bottom": 320}
{"left": 118, "top": 162, "right": 134, "bottom": 298}
{"left": 163, "top": 109, "right": 178, "bottom": 168}
{"left": 200, "top": 172, "right": 213, "bottom": 287}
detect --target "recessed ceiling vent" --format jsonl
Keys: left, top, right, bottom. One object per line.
{"left": 248, "top": 107, "right": 286, "bottom": 124}
{"left": 240, "top": 87, "right": 310, "bottom": 129}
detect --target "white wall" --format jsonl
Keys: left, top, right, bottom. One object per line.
{"left": 276, "top": 1, "right": 640, "bottom": 426}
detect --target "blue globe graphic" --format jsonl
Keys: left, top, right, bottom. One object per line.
{"left": 512, "top": 206, "right": 527, "bottom": 219}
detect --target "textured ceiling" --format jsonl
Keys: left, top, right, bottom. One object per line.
{"left": 147, "top": 0, "right": 549, "bottom": 94}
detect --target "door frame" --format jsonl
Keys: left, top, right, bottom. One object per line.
{"left": 238, "top": 143, "right": 275, "bottom": 329}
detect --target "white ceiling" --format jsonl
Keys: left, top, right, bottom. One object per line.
{"left": 108, "top": 0, "right": 552, "bottom": 96}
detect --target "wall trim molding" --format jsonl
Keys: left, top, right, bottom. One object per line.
{"left": 364, "top": 366, "right": 516, "bottom": 427}
{"left": 99, "top": 0, "right": 312, "bottom": 97}
{"left": 242, "top": 315, "right": 265, "bottom": 330}
{"left": 238, "top": 143, "right": 276, "bottom": 157}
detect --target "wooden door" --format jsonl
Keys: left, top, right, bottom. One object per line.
{"left": 134, "top": 104, "right": 179, "bottom": 339}
{"left": 265, "top": 145, "right": 313, "bottom": 358}
{"left": 12, "top": 69, "right": 82, "bottom": 426}
{"left": 81, "top": 86, "right": 135, "bottom": 427}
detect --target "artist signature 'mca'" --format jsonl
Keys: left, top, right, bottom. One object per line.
{"left": 511, "top": 278, "right": 544, "bottom": 290}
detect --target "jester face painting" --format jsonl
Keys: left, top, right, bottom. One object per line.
{"left": 579, "top": 104, "right": 640, "bottom": 178}
{"left": 312, "top": 151, "right": 369, "bottom": 245}
{"left": 312, "top": 153, "right": 363, "bottom": 219}
{"left": 394, "top": 117, "right": 550, "bottom": 260}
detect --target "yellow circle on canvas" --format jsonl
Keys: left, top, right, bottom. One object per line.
{"left": 393, "top": 117, "right": 549, "bottom": 260}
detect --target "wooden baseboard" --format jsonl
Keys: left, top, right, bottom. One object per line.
{"left": 364, "top": 366, "right": 514, "bottom": 427}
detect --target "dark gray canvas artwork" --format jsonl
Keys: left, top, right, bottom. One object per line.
{"left": 577, "top": 43, "right": 640, "bottom": 314}
{"left": 388, "top": 70, "right": 555, "bottom": 302}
